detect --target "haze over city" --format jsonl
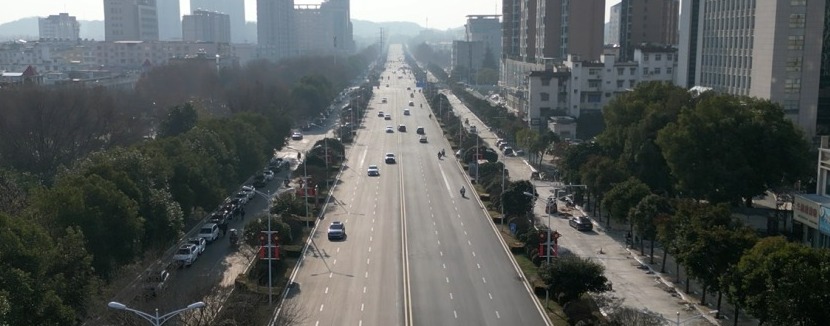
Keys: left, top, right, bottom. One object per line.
{"left": 0, "top": 0, "right": 620, "bottom": 29}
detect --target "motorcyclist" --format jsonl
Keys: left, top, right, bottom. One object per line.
{"left": 460, "top": 186, "right": 466, "bottom": 197}
{"left": 441, "top": 149, "right": 445, "bottom": 157}
{"left": 438, "top": 152, "right": 442, "bottom": 159}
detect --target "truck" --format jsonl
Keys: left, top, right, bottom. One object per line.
{"left": 173, "top": 244, "right": 199, "bottom": 268}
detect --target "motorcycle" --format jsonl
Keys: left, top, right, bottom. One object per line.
{"left": 460, "top": 187, "right": 466, "bottom": 198}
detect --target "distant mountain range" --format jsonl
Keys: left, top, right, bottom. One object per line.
{"left": 0, "top": 17, "right": 448, "bottom": 43}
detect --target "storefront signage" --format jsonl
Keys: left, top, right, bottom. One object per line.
{"left": 793, "top": 195, "right": 820, "bottom": 229}
{"left": 821, "top": 206, "right": 830, "bottom": 235}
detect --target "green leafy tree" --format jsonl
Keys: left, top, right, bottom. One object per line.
{"left": 158, "top": 103, "right": 199, "bottom": 138}
{"left": 628, "top": 194, "right": 673, "bottom": 262}
{"left": 538, "top": 255, "right": 611, "bottom": 303}
{"left": 730, "top": 237, "right": 830, "bottom": 325}
{"left": 32, "top": 173, "right": 143, "bottom": 279}
{"left": 580, "top": 156, "right": 627, "bottom": 215}
{"left": 559, "top": 142, "right": 603, "bottom": 184}
{"left": 657, "top": 95, "right": 812, "bottom": 205}
{"left": 501, "top": 180, "right": 536, "bottom": 233}
{"left": 598, "top": 82, "right": 690, "bottom": 194}
{"left": 601, "top": 177, "right": 651, "bottom": 228}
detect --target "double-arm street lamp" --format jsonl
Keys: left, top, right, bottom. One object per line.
{"left": 107, "top": 301, "right": 205, "bottom": 326}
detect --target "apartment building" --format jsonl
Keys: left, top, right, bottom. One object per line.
{"left": 677, "top": 0, "right": 825, "bottom": 138}
{"left": 501, "top": 0, "right": 606, "bottom": 127}
{"left": 525, "top": 46, "right": 677, "bottom": 129}
{"left": 104, "top": 0, "right": 159, "bottom": 41}
{"left": 257, "top": 0, "right": 296, "bottom": 60}
{"left": 191, "top": 0, "right": 246, "bottom": 43}
{"left": 157, "top": 0, "right": 181, "bottom": 41}
{"left": 183, "top": 10, "right": 231, "bottom": 43}
{"left": 606, "top": 3, "right": 621, "bottom": 45}
{"left": 39, "top": 13, "right": 80, "bottom": 41}
{"left": 616, "top": 0, "right": 679, "bottom": 61}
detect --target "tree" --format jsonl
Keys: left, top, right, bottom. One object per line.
{"left": 501, "top": 180, "right": 536, "bottom": 218}
{"left": 628, "top": 194, "right": 674, "bottom": 263}
{"left": 657, "top": 94, "right": 812, "bottom": 205}
{"left": 580, "top": 156, "right": 627, "bottom": 216}
{"left": 538, "top": 255, "right": 610, "bottom": 303}
{"left": 606, "top": 307, "right": 665, "bottom": 326}
{"left": 560, "top": 142, "right": 603, "bottom": 184}
{"left": 730, "top": 237, "right": 830, "bottom": 325}
{"left": 158, "top": 103, "right": 199, "bottom": 138}
{"left": 601, "top": 177, "right": 651, "bottom": 228}
{"left": 475, "top": 68, "right": 499, "bottom": 85}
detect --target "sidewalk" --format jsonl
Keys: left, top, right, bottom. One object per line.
{"left": 436, "top": 88, "right": 759, "bottom": 326}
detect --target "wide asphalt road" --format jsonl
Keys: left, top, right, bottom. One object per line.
{"left": 281, "top": 45, "right": 548, "bottom": 326}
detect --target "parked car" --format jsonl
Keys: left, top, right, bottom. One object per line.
{"left": 187, "top": 237, "right": 207, "bottom": 255}
{"left": 173, "top": 244, "right": 199, "bottom": 267}
{"left": 263, "top": 170, "right": 275, "bottom": 181}
{"left": 142, "top": 269, "right": 170, "bottom": 299}
{"left": 469, "top": 125, "right": 477, "bottom": 133}
{"left": 241, "top": 185, "right": 256, "bottom": 200}
{"left": 328, "top": 221, "right": 346, "bottom": 240}
{"left": 253, "top": 175, "right": 267, "bottom": 188}
{"left": 291, "top": 132, "right": 303, "bottom": 140}
{"left": 198, "top": 223, "right": 220, "bottom": 242}
{"left": 234, "top": 192, "right": 249, "bottom": 205}
{"left": 569, "top": 216, "right": 594, "bottom": 231}
{"left": 503, "top": 147, "right": 515, "bottom": 156}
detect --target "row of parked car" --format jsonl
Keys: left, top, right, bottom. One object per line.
{"left": 496, "top": 138, "right": 524, "bottom": 157}
{"left": 171, "top": 157, "right": 290, "bottom": 269}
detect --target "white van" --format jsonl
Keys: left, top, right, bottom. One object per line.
{"left": 198, "top": 223, "right": 220, "bottom": 243}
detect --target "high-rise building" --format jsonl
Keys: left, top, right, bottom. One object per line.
{"left": 39, "top": 13, "right": 80, "bottom": 41}
{"left": 535, "top": 0, "right": 605, "bottom": 61}
{"left": 606, "top": 2, "right": 621, "bottom": 45}
{"left": 293, "top": 0, "right": 354, "bottom": 56}
{"left": 182, "top": 10, "right": 230, "bottom": 43}
{"left": 157, "top": 0, "right": 181, "bottom": 41}
{"left": 677, "top": 0, "right": 826, "bottom": 138}
{"left": 104, "top": 0, "right": 159, "bottom": 41}
{"left": 464, "top": 15, "right": 501, "bottom": 69}
{"left": 257, "top": 0, "right": 295, "bottom": 60}
{"left": 502, "top": 0, "right": 522, "bottom": 60}
{"left": 617, "top": 0, "right": 679, "bottom": 61}
{"left": 191, "top": 0, "right": 246, "bottom": 43}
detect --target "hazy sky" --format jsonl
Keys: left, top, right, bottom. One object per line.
{"left": 1, "top": 0, "right": 620, "bottom": 30}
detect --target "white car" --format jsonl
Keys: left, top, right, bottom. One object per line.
{"left": 291, "top": 132, "right": 303, "bottom": 140}
{"left": 263, "top": 170, "right": 275, "bottom": 181}
{"left": 367, "top": 165, "right": 380, "bottom": 176}
{"left": 173, "top": 244, "right": 199, "bottom": 267}
{"left": 241, "top": 185, "right": 256, "bottom": 200}
{"left": 198, "top": 223, "right": 220, "bottom": 243}
{"left": 186, "top": 237, "right": 206, "bottom": 255}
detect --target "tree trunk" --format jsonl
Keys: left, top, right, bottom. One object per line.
{"left": 661, "top": 249, "right": 668, "bottom": 273}
{"left": 745, "top": 197, "right": 753, "bottom": 207}
{"left": 701, "top": 286, "right": 707, "bottom": 305}
{"left": 685, "top": 275, "right": 690, "bottom": 293}
{"left": 716, "top": 291, "right": 722, "bottom": 319}
{"left": 639, "top": 234, "right": 645, "bottom": 255}
{"left": 734, "top": 304, "right": 740, "bottom": 326}
{"left": 649, "top": 238, "right": 655, "bottom": 264}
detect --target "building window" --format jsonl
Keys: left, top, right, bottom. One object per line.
{"left": 541, "top": 79, "right": 550, "bottom": 86}
{"left": 655, "top": 54, "right": 662, "bottom": 61}
{"left": 785, "top": 79, "right": 802, "bottom": 93}
{"left": 788, "top": 35, "right": 804, "bottom": 50}
{"left": 629, "top": 80, "right": 636, "bottom": 88}
{"left": 605, "top": 92, "right": 612, "bottom": 97}
{"left": 589, "top": 69, "right": 600, "bottom": 75}
{"left": 787, "top": 57, "right": 803, "bottom": 72}
{"left": 643, "top": 54, "right": 649, "bottom": 61}
{"left": 540, "top": 92, "right": 550, "bottom": 101}
{"left": 667, "top": 53, "right": 673, "bottom": 60}
{"left": 654, "top": 68, "right": 661, "bottom": 74}
{"left": 617, "top": 68, "right": 624, "bottom": 75}
{"left": 791, "top": 0, "right": 806, "bottom": 5}
{"left": 588, "top": 80, "right": 601, "bottom": 88}
{"left": 617, "top": 80, "right": 624, "bottom": 88}
{"left": 643, "top": 68, "right": 649, "bottom": 75}
{"left": 790, "top": 14, "right": 806, "bottom": 28}
{"left": 630, "top": 67, "right": 636, "bottom": 75}
{"left": 667, "top": 67, "right": 673, "bottom": 74}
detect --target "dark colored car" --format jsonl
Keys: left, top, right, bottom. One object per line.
{"left": 569, "top": 216, "right": 593, "bottom": 231}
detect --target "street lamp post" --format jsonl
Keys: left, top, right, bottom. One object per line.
{"left": 253, "top": 190, "right": 277, "bottom": 305}
{"left": 500, "top": 164, "right": 506, "bottom": 226}
{"left": 303, "top": 151, "right": 310, "bottom": 228}
{"left": 107, "top": 301, "right": 205, "bottom": 326}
